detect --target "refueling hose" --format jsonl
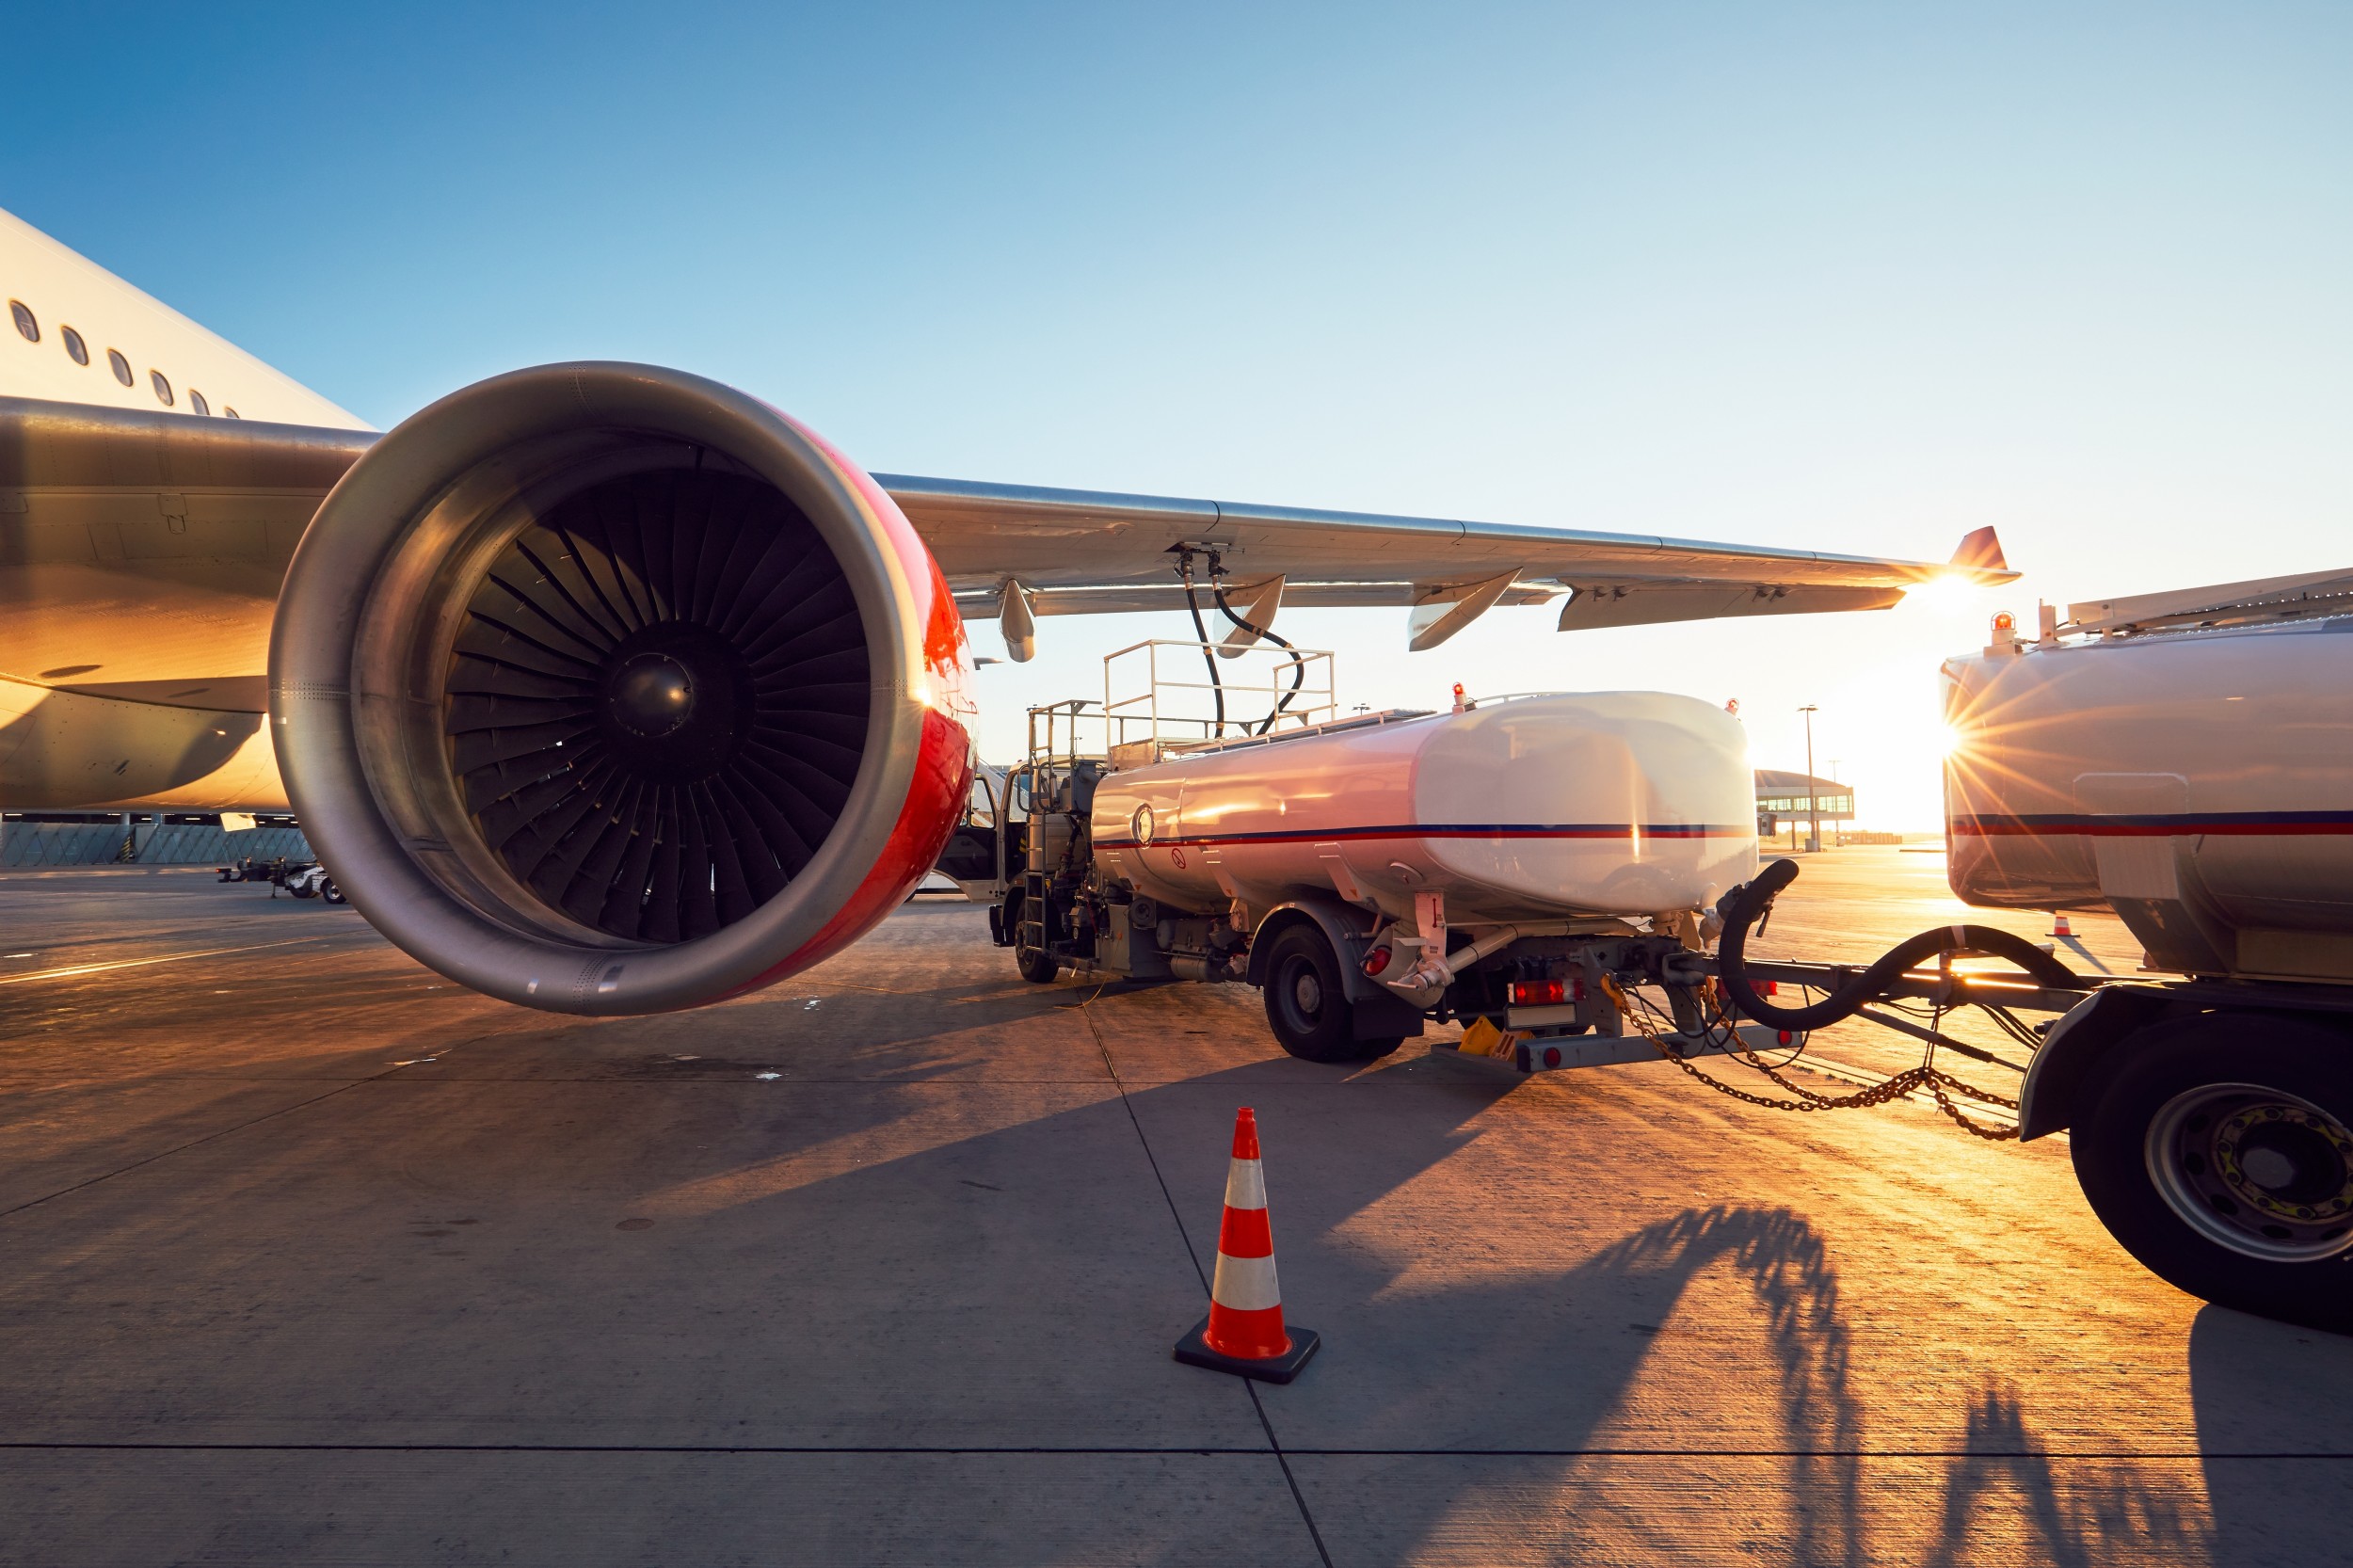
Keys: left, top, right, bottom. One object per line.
{"left": 1210, "top": 570, "right": 1305, "bottom": 734}
{"left": 1716, "top": 857, "right": 2080, "bottom": 1032}
{"left": 1176, "top": 557, "right": 1226, "bottom": 736}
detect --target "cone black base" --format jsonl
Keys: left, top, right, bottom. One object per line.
{"left": 1173, "top": 1317, "right": 1321, "bottom": 1384}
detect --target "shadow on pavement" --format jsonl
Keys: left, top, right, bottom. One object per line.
{"left": 2189, "top": 1304, "right": 2353, "bottom": 1568}
{"left": 15, "top": 963, "right": 2353, "bottom": 1564}
{"left": 1920, "top": 1385, "right": 2208, "bottom": 1568}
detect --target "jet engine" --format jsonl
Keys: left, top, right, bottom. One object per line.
{"left": 269, "top": 363, "right": 973, "bottom": 1015}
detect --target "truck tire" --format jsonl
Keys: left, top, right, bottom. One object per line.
{"left": 1262, "top": 925, "right": 1393, "bottom": 1063}
{"left": 1009, "top": 893, "right": 1059, "bottom": 984}
{"left": 2072, "top": 1015, "right": 2353, "bottom": 1334}
{"left": 321, "top": 878, "right": 346, "bottom": 906}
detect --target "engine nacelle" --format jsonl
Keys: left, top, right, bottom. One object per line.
{"left": 270, "top": 363, "right": 972, "bottom": 1014}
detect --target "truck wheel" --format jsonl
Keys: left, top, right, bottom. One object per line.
{"left": 321, "top": 878, "right": 346, "bottom": 906}
{"left": 1262, "top": 925, "right": 1370, "bottom": 1064}
{"left": 1009, "top": 893, "right": 1059, "bottom": 984}
{"left": 2073, "top": 1016, "right": 2353, "bottom": 1333}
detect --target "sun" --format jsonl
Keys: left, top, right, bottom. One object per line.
{"left": 1904, "top": 573, "right": 1977, "bottom": 609}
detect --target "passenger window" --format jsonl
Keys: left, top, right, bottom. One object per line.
{"left": 8, "top": 301, "right": 36, "bottom": 343}
{"left": 965, "top": 777, "right": 997, "bottom": 829}
{"left": 107, "top": 348, "right": 133, "bottom": 386}
{"left": 151, "top": 370, "right": 173, "bottom": 407}
{"left": 61, "top": 326, "right": 88, "bottom": 365}
{"left": 189, "top": 389, "right": 210, "bottom": 416}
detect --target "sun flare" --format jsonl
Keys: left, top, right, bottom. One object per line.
{"left": 1903, "top": 574, "right": 1977, "bottom": 609}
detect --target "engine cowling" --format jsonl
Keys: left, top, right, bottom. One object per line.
{"left": 269, "top": 362, "right": 973, "bottom": 1014}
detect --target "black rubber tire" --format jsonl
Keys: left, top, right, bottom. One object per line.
{"left": 1357, "top": 1034, "right": 1407, "bottom": 1060}
{"left": 1262, "top": 925, "right": 1365, "bottom": 1063}
{"left": 1009, "top": 892, "right": 1059, "bottom": 984}
{"left": 2073, "top": 1015, "right": 2353, "bottom": 1334}
{"left": 288, "top": 880, "right": 319, "bottom": 900}
{"left": 321, "top": 878, "right": 346, "bottom": 906}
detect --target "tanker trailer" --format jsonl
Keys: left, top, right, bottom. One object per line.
{"left": 1002, "top": 688, "right": 1758, "bottom": 1064}
{"left": 1938, "top": 577, "right": 2353, "bottom": 1330}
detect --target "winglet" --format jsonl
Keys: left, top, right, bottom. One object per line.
{"left": 1948, "top": 526, "right": 2009, "bottom": 575}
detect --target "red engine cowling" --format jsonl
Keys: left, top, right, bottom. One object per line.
{"left": 269, "top": 362, "right": 972, "bottom": 1014}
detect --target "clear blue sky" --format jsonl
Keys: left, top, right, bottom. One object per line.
{"left": 7, "top": 3, "right": 2347, "bottom": 824}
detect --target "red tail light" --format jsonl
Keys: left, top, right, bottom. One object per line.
{"left": 1511, "top": 977, "right": 1583, "bottom": 1006}
{"left": 1363, "top": 945, "right": 1392, "bottom": 977}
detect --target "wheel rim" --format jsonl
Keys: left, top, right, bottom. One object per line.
{"left": 1281, "top": 957, "right": 1325, "bottom": 1028}
{"left": 2145, "top": 1080, "right": 2353, "bottom": 1262}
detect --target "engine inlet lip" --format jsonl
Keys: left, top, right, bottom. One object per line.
{"left": 270, "top": 361, "right": 942, "bottom": 1014}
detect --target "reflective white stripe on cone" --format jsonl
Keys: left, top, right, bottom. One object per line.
{"left": 1209, "top": 1250, "right": 1281, "bottom": 1314}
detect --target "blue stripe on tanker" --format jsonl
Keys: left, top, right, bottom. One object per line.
{"left": 1952, "top": 810, "right": 2353, "bottom": 837}
{"left": 1097, "top": 822, "right": 1754, "bottom": 851}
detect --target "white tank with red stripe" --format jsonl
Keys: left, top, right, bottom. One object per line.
{"left": 1090, "top": 692, "right": 1755, "bottom": 924}
{"left": 1943, "top": 616, "right": 2353, "bottom": 977}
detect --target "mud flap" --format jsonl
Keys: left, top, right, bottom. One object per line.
{"left": 1353, "top": 984, "right": 1425, "bottom": 1041}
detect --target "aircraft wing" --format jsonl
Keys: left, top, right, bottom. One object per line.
{"left": 0, "top": 398, "right": 372, "bottom": 710}
{"left": 0, "top": 398, "right": 2015, "bottom": 701}
{"left": 881, "top": 473, "right": 2015, "bottom": 653}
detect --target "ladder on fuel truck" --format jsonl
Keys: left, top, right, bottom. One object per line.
{"left": 1013, "top": 638, "right": 1342, "bottom": 967}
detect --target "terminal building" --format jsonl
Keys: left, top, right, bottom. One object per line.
{"left": 1753, "top": 770, "right": 1854, "bottom": 847}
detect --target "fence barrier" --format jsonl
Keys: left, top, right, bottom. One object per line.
{"left": 0, "top": 824, "right": 313, "bottom": 869}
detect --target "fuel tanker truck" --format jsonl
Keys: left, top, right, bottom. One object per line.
{"left": 996, "top": 681, "right": 1755, "bottom": 1062}
{"left": 1705, "top": 568, "right": 2353, "bottom": 1331}
{"left": 1925, "top": 570, "right": 2353, "bottom": 1331}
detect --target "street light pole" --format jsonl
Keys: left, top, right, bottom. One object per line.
{"left": 1799, "top": 705, "right": 1820, "bottom": 853}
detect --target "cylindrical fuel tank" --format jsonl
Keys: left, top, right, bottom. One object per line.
{"left": 1091, "top": 693, "right": 1755, "bottom": 925}
{"left": 1944, "top": 617, "right": 2353, "bottom": 978}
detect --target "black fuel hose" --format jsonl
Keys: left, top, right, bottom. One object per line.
{"left": 1716, "top": 857, "right": 2080, "bottom": 1032}
{"left": 1210, "top": 577, "right": 1305, "bottom": 734}
{"left": 1177, "top": 565, "right": 1226, "bottom": 736}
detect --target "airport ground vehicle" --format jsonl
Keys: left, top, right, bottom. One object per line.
{"left": 979, "top": 638, "right": 1785, "bottom": 1071}
{"left": 1703, "top": 575, "right": 2353, "bottom": 1332}
{"left": 281, "top": 862, "right": 346, "bottom": 904}
{"left": 218, "top": 856, "right": 345, "bottom": 904}
{"left": 1923, "top": 573, "right": 2353, "bottom": 1332}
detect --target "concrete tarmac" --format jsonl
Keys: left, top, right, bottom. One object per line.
{"left": 2, "top": 852, "right": 2349, "bottom": 1566}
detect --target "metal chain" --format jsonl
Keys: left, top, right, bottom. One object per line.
{"left": 1604, "top": 977, "right": 2023, "bottom": 1142}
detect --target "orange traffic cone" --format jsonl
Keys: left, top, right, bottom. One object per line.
{"left": 2051, "top": 912, "right": 2073, "bottom": 938}
{"left": 1174, "top": 1108, "right": 1321, "bottom": 1384}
